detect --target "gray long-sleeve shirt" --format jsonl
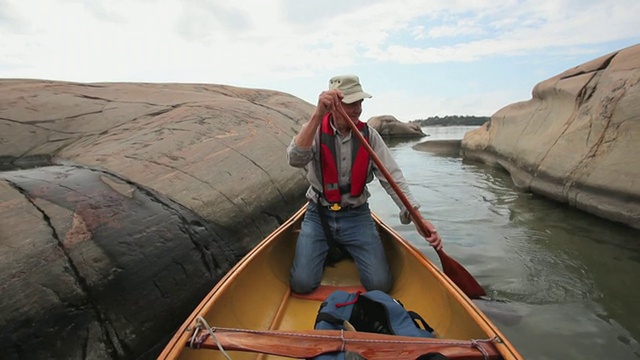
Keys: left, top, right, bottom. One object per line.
{"left": 287, "top": 121, "right": 420, "bottom": 223}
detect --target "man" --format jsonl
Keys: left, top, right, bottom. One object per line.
{"left": 287, "top": 75, "right": 442, "bottom": 294}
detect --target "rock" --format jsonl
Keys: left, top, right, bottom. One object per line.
{"left": 413, "top": 140, "right": 462, "bottom": 157}
{"left": 0, "top": 80, "right": 313, "bottom": 359}
{"left": 367, "top": 115, "right": 427, "bottom": 138}
{"left": 461, "top": 44, "right": 640, "bottom": 229}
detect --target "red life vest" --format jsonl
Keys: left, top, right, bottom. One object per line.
{"left": 319, "top": 113, "right": 370, "bottom": 203}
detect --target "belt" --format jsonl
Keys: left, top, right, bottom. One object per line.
{"left": 324, "top": 203, "right": 361, "bottom": 212}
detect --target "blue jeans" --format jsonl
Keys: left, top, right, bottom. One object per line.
{"left": 289, "top": 202, "right": 393, "bottom": 294}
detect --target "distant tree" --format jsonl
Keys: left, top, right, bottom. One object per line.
{"left": 409, "top": 115, "right": 490, "bottom": 126}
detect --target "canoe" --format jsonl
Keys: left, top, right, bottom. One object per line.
{"left": 159, "top": 204, "right": 523, "bottom": 360}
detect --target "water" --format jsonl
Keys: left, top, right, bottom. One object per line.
{"left": 367, "top": 126, "right": 640, "bottom": 359}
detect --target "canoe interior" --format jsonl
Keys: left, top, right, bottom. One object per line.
{"left": 163, "top": 206, "right": 520, "bottom": 360}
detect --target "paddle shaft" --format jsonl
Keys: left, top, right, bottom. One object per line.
{"left": 334, "top": 105, "right": 431, "bottom": 236}
{"left": 334, "top": 103, "right": 486, "bottom": 298}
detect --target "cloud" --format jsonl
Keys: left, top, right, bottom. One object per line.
{"left": 0, "top": 0, "right": 29, "bottom": 32}
{"left": 364, "top": 88, "right": 521, "bottom": 120}
{"left": 0, "top": 0, "right": 637, "bottom": 117}
{"left": 366, "top": 0, "right": 640, "bottom": 64}
{"left": 422, "top": 21, "right": 485, "bottom": 39}
{"left": 82, "top": 1, "right": 128, "bottom": 23}
{"left": 175, "top": 1, "right": 251, "bottom": 41}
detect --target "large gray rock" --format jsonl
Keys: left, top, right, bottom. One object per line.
{"left": 367, "top": 115, "right": 426, "bottom": 137}
{"left": 0, "top": 80, "right": 313, "bottom": 359}
{"left": 461, "top": 44, "right": 640, "bottom": 229}
{"left": 413, "top": 140, "right": 462, "bottom": 157}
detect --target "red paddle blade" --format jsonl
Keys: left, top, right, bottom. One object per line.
{"left": 437, "top": 250, "right": 486, "bottom": 299}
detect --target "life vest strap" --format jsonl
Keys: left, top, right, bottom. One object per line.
{"left": 313, "top": 185, "right": 352, "bottom": 196}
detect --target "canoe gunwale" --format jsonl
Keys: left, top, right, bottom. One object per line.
{"left": 158, "top": 205, "right": 523, "bottom": 360}
{"left": 159, "top": 206, "right": 307, "bottom": 358}
{"left": 371, "top": 213, "right": 518, "bottom": 354}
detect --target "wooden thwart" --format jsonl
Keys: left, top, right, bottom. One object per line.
{"left": 190, "top": 328, "right": 501, "bottom": 360}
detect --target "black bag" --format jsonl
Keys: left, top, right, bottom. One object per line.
{"left": 312, "top": 290, "right": 434, "bottom": 360}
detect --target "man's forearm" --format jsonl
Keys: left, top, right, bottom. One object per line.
{"left": 294, "top": 111, "right": 324, "bottom": 148}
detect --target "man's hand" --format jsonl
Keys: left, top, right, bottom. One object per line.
{"left": 315, "top": 89, "right": 343, "bottom": 117}
{"left": 413, "top": 215, "right": 443, "bottom": 250}
{"left": 295, "top": 89, "right": 344, "bottom": 148}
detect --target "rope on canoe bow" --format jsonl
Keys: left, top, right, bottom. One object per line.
{"left": 190, "top": 316, "right": 233, "bottom": 360}
{"left": 471, "top": 339, "right": 491, "bottom": 359}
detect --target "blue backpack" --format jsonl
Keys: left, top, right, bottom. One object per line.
{"left": 313, "top": 290, "right": 434, "bottom": 360}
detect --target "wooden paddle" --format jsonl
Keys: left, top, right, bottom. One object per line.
{"left": 335, "top": 103, "right": 486, "bottom": 299}
{"left": 192, "top": 328, "right": 501, "bottom": 359}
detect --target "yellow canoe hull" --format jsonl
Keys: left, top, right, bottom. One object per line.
{"left": 159, "top": 205, "right": 522, "bottom": 360}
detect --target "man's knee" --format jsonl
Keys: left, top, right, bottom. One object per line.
{"left": 290, "top": 283, "right": 315, "bottom": 294}
{"left": 289, "top": 273, "right": 319, "bottom": 294}
{"left": 362, "top": 274, "right": 393, "bottom": 293}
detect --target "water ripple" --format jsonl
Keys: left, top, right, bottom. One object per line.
{"left": 368, "top": 126, "right": 640, "bottom": 359}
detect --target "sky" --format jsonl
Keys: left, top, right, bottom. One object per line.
{"left": 1, "top": 0, "right": 638, "bottom": 121}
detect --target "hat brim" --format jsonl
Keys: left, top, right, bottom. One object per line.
{"left": 342, "top": 91, "right": 372, "bottom": 104}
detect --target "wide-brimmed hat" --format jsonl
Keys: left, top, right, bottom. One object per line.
{"left": 328, "top": 75, "right": 372, "bottom": 104}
